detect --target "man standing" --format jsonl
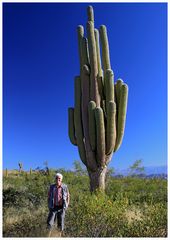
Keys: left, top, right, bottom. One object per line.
{"left": 47, "top": 173, "right": 70, "bottom": 235}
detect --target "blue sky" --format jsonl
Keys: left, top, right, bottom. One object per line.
{"left": 3, "top": 3, "right": 167, "bottom": 171}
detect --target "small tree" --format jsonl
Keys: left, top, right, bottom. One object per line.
{"left": 106, "top": 167, "right": 115, "bottom": 184}
{"left": 106, "top": 167, "right": 115, "bottom": 178}
{"left": 18, "top": 162, "right": 23, "bottom": 172}
{"left": 73, "top": 160, "right": 87, "bottom": 176}
{"left": 128, "top": 159, "right": 145, "bottom": 176}
{"left": 44, "top": 161, "right": 50, "bottom": 175}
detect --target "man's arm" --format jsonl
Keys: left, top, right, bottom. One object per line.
{"left": 48, "top": 186, "right": 51, "bottom": 207}
{"left": 67, "top": 190, "right": 70, "bottom": 207}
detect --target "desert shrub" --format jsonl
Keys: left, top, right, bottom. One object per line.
{"left": 65, "top": 191, "right": 129, "bottom": 237}
{"left": 123, "top": 203, "right": 167, "bottom": 237}
{"left": 3, "top": 170, "right": 167, "bottom": 237}
{"left": 106, "top": 177, "right": 167, "bottom": 206}
{"left": 3, "top": 187, "right": 41, "bottom": 209}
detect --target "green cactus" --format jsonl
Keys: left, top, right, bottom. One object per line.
{"left": 68, "top": 6, "right": 128, "bottom": 192}
{"left": 30, "top": 168, "right": 32, "bottom": 175}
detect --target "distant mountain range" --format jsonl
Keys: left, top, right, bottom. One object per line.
{"left": 144, "top": 165, "right": 167, "bottom": 175}
{"left": 114, "top": 165, "right": 167, "bottom": 177}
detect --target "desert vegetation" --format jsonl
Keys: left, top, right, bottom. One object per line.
{"left": 3, "top": 162, "right": 167, "bottom": 237}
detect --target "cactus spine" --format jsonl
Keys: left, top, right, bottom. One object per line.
{"left": 68, "top": 6, "right": 128, "bottom": 192}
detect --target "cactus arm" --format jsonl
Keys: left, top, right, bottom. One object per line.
{"left": 106, "top": 101, "right": 116, "bottom": 155}
{"left": 95, "top": 107, "right": 105, "bottom": 167}
{"left": 99, "top": 25, "right": 112, "bottom": 99}
{"left": 74, "top": 76, "right": 87, "bottom": 165}
{"left": 88, "top": 101, "right": 96, "bottom": 151}
{"left": 102, "top": 100, "right": 107, "bottom": 120}
{"left": 99, "top": 25, "right": 111, "bottom": 73}
{"left": 86, "top": 21, "right": 98, "bottom": 75}
{"left": 98, "top": 76, "right": 105, "bottom": 102}
{"left": 77, "top": 141, "right": 87, "bottom": 166}
{"left": 94, "top": 28, "right": 104, "bottom": 102}
{"left": 94, "top": 28, "right": 103, "bottom": 78}
{"left": 68, "top": 108, "right": 77, "bottom": 146}
{"left": 115, "top": 79, "right": 123, "bottom": 110}
{"left": 87, "top": 21, "right": 100, "bottom": 106}
{"left": 74, "top": 76, "right": 83, "bottom": 139}
{"left": 81, "top": 66, "right": 98, "bottom": 171}
{"left": 82, "top": 37, "right": 90, "bottom": 66}
{"left": 87, "top": 5, "right": 94, "bottom": 22}
{"left": 81, "top": 65, "right": 90, "bottom": 144}
{"left": 105, "top": 69, "right": 114, "bottom": 115}
{"left": 77, "top": 25, "right": 84, "bottom": 70}
{"left": 114, "top": 83, "right": 128, "bottom": 152}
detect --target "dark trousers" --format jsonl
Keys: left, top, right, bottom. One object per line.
{"left": 47, "top": 206, "right": 65, "bottom": 231}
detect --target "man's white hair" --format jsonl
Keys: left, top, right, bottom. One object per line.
{"left": 55, "top": 173, "right": 63, "bottom": 180}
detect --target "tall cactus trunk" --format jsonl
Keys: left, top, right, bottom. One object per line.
{"left": 88, "top": 166, "right": 107, "bottom": 192}
{"left": 68, "top": 6, "right": 128, "bottom": 192}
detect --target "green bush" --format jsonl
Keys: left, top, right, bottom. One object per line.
{"left": 123, "top": 203, "right": 167, "bottom": 237}
{"left": 65, "top": 192, "right": 129, "bottom": 237}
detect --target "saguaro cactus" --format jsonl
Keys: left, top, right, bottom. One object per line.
{"left": 68, "top": 6, "right": 128, "bottom": 192}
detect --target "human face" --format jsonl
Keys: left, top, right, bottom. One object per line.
{"left": 56, "top": 176, "right": 62, "bottom": 186}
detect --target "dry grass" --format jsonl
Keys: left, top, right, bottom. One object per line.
{"left": 3, "top": 205, "right": 63, "bottom": 237}
{"left": 125, "top": 206, "right": 142, "bottom": 224}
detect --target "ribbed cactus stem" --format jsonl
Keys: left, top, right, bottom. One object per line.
{"left": 102, "top": 100, "right": 107, "bottom": 118}
{"left": 99, "top": 25, "right": 111, "bottom": 73}
{"left": 87, "top": 21, "right": 100, "bottom": 106}
{"left": 95, "top": 107, "right": 105, "bottom": 167}
{"left": 87, "top": 21, "right": 98, "bottom": 75}
{"left": 95, "top": 28, "right": 104, "bottom": 102}
{"left": 77, "top": 25, "right": 84, "bottom": 69}
{"left": 94, "top": 28, "right": 103, "bottom": 77}
{"left": 74, "top": 76, "right": 87, "bottom": 165}
{"left": 81, "top": 66, "right": 98, "bottom": 171}
{"left": 106, "top": 101, "right": 116, "bottom": 155}
{"left": 81, "top": 65, "right": 90, "bottom": 143}
{"left": 114, "top": 84, "right": 128, "bottom": 152}
{"left": 81, "top": 37, "right": 90, "bottom": 66}
{"left": 88, "top": 101, "right": 96, "bottom": 151}
{"left": 115, "top": 79, "right": 123, "bottom": 111}
{"left": 68, "top": 5, "right": 128, "bottom": 192}
{"left": 87, "top": 5, "right": 94, "bottom": 22}
{"left": 68, "top": 108, "right": 77, "bottom": 146}
{"left": 105, "top": 69, "right": 114, "bottom": 114}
